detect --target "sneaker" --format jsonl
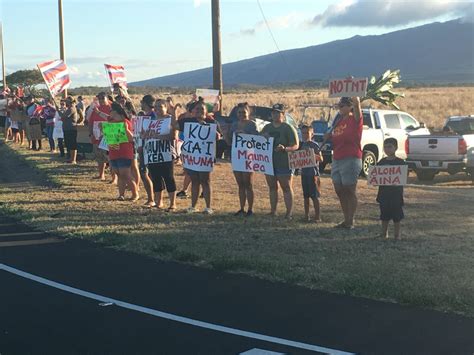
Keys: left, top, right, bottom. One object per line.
{"left": 186, "top": 207, "right": 198, "bottom": 213}
{"left": 203, "top": 208, "right": 214, "bottom": 215}
{"left": 245, "top": 210, "right": 253, "bottom": 217}
{"left": 117, "top": 196, "right": 125, "bottom": 201}
{"left": 177, "top": 190, "right": 188, "bottom": 199}
{"left": 234, "top": 209, "right": 245, "bottom": 216}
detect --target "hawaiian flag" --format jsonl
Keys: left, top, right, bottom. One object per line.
{"left": 104, "top": 64, "right": 127, "bottom": 89}
{"left": 37, "top": 59, "right": 71, "bottom": 97}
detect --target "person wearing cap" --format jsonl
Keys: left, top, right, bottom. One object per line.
{"left": 324, "top": 96, "right": 363, "bottom": 229}
{"left": 89, "top": 92, "right": 111, "bottom": 179}
{"left": 76, "top": 95, "right": 85, "bottom": 122}
{"left": 261, "top": 103, "right": 299, "bottom": 219}
{"left": 60, "top": 96, "right": 79, "bottom": 164}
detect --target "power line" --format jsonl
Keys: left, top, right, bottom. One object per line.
{"left": 255, "top": 0, "right": 293, "bottom": 74}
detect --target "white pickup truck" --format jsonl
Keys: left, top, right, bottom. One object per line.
{"left": 318, "top": 108, "right": 429, "bottom": 176}
{"left": 406, "top": 116, "right": 474, "bottom": 181}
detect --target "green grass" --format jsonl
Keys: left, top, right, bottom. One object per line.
{"left": 1, "top": 140, "right": 473, "bottom": 317}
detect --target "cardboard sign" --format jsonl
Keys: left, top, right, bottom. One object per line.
{"left": 368, "top": 165, "right": 408, "bottom": 186}
{"left": 141, "top": 116, "right": 171, "bottom": 139}
{"left": 288, "top": 149, "right": 317, "bottom": 170}
{"left": 231, "top": 133, "right": 274, "bottom": 175}
{"left": 196, "top": 88, "right": 219, "bottom": 104}
{"left": 132, "top": 116, "right": 145, "bottom": 138}
{"left": 101, "top": 122, "right": 128, "bottom": 145}
{"left": 181, "top": 122, "right": 216, "bottom": 172}
{"left": 329, "top": 77, "right": 368, "bottom": 98}
{"left": 143, "top": 139, "right": 173, "bottom": 165}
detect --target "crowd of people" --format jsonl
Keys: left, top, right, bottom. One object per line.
{"left": 0, "top": 87, "right": 405, "bottom": 239}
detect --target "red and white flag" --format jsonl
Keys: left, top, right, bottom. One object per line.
{"left": 37, "top": 59, "right": 71, "bottom": 97}
{"left": 104, "top": 64, "right": 127, "bottom": 88}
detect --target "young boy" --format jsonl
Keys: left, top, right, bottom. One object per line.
{"left": 299, "top": 125, "right": 322, "bottom": 222}
{"left": 377, "top": 138, "right": 407, "bottom": 239}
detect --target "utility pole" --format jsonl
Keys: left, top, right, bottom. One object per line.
{"left": 211, "top": 0, "right": 223, "bottom": 112}
{"left": 58, "top": 0, "right": 67, "bottom": 97}
{"left": 1, "top": 22, "right": 6, "bottom": 92}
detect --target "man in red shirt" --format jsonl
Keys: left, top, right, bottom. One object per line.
{"left": 325, "top": 96, "right": 363, "bottom": 229}
{"left": 88, "top": 92, "right": 111, "bottom": 180}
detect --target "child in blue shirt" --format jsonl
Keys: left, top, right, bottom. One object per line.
{"left": 299, "top": 125, "right": 322, "bottom": 222}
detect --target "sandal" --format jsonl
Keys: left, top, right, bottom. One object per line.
{"left": 165, "top": 207, "right": 177, "bottom": 212}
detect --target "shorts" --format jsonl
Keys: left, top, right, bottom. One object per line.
{"left": 301, "top": 175, "right": 321, "bottom": 199}
{"left": 64, "top": 130, "right": 78, "bottom": 150}
{"left": 110, "top": 158, "right": 132, "bottom": 169}
{"left": 138, "top": 150, "right": 148, "bottom": 174}
{"left": 184, "top": 168, "right": 200, "bottom": 176}
{"left": 93, "top": 144, "right": 108, "bottom": 164}
{"left": 273, "top": 167, "right": 294, "bottom": 177}
{"left": 331, "top": 157, "right": 362, "bottom": 186}
{"left": 379, "top": 201, "right": 404, "bottom": 222}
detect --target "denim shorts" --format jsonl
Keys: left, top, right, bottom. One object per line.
{"left": 110, "top": 158, "right": 132, "bottom": 169}
{"left": 331, "top": 157, "right": 362, "bottom": 186}
{"left": 273, "top": 167, "right": 294, "bottom": 177}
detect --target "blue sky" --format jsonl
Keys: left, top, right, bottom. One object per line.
{"left": 1, "top": 0, "right": 472, "bottom": 87}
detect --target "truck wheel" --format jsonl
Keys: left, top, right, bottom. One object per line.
{"left": 361, "top": 151, "right": 377, "bottom": 177}
{"left": 416, "top": 170, "right": 436, "bottom": 181}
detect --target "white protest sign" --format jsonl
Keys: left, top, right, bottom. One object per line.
{"left": 288, "top": 149, "right": 317, "bottom": 170}
{"left": 196, "top": 88, "right": 219, "bottom": 104}
{"left": 52, "top": 113, "right": 64, "bottom": 139}
{"left": 93, "top": 121, "right": 102, "bottom": 140}
{"left": 143, "top": 139, "right": 173, "bottom": 165}
{"left": 141, "top": 116, "right": 171, "bottom": 139}
{"left": 132, "top": 116, "right": 145, "bottom": 138}
{"left": 181, "top": 122, "right": 216, "bottom": 172}
{"left": 98, "top": 136, "right": 109, "bottom": 151}
{"left": 231, "top": 133, "right": 274, "bottom": 175}
{"left": 367, "top": 165, "right": 408, "bottom": 186}
{"left": 329, "top": 77, "right": 368, "bottom": 98}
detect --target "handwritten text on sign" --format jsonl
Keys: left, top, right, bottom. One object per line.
{"left": 231, "top": 133, "right": 274, "bottom": 175}
{"left": 329, "top": 77, "right": 368, "bottom": 98}
{"left": 101, "top": 122, "right": 128, "bottom": 145}
{"left": 141, "top": 117, "right": 171, "bottom": 139}
{"left": 181, "top": 123, "right": 216, "bottom": 172}
{"left": 288, "top": 149, "right": 317, "bottom": 170}
{"left": 368, "top": 165, "right": 408, "bottom": 186}
{"left": 143, "top": 139, "right": 173, "bottom": 165}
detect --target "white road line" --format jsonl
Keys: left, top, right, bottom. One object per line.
{"left": 0, "top": 263, "right": 353, "bottom": 355}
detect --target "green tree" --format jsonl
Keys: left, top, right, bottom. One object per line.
{"left": 3, "top": 69, "right": 44, "bottom": 95}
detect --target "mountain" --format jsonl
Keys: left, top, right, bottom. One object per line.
{"left": 131, "top": 19, "right": 474, "bottom": 87}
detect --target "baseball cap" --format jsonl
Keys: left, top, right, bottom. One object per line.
{"left": 271, "top": 103, "right": 285, "bottom": 113}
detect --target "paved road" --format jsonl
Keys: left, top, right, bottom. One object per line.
{"left": 0, "top": 213, "right": 473, "bottom": 355}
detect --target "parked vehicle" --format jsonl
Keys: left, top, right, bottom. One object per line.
{"left": 406, "top": 116, "right": 474, "bottom": 181}
{"left": 316, "top": 108, "right": 429, "bottom": 176}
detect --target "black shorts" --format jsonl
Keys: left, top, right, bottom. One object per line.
{"left": 64, "top": 130, "right": 78, "bottom": 150}
{"left": 379, "top": 201, "right": 404, "bottom": 222}
{"left": 148, "top": 161, "right": 177, "bottom": 193}
{"left": 301, "top": 175, "right": 321, "bottom": 199}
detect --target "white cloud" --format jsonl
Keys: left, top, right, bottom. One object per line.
{"left": 233, "top": 12, "right": 303, "bottom": 37}
{"left": 309, "top": 0, "right": 474, "bottom": 27}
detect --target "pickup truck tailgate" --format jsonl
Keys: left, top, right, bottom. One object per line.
{"left": 408, "top": 135, "right": 464, "bottom": 161}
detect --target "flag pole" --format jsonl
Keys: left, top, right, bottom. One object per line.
{"left": 58, "top": 0, "right": 67, "bottom": 98}
{"left": 211, "top": 0, "right": 223, "bottom": 113}
{"left": 1, "top": 22, "right": 6, "bottom": 92}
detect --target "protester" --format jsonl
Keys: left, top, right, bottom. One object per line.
{"left": 261, "top": 103, "right": 299, "bottom": 219}
{"left": 324, "top": 97, "right": 362, "bottom": 229}
{"left": 376, "top": 138, "right": 407, "bottom": 239}
{"left": 25, "top": 96, "right": 42, "bottom": 151}
{"left": 76, "top": 95, "right": 86, "bottom": 124}
{"left": 145, "top": 99, "right": 178, "bottom": 211}
{"left": 137, "top": 94, "right": 156, "bottom": 207}
{"left": 61, "top": 96, "right": 79, "bottom": 164}
{"left": 298, "top": 125, "right": 322, "bottom": 222}
{"left": 9, "top": 96, "right": 26, "bottom": 145}
{"left": 176, "top": 101, "right": 195, "bottom": 199}
{"left": 228, "top": 102, "right": 259, "bottom": 216}
{"left": 107, "top": 102, "right": 139, "bottom": 201}
{"left": 88, "top": 92, "right": 111, "bottom": 180}
{"left": 42, "top": 98, "right": 57, "bottom": 152}
{"left": 177, "top": 98, "right": 219, "bottom": 214}
{"left": 56, "top": 99, "right": 66, "bottom": 157}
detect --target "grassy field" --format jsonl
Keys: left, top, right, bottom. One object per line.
{"left": 1, "top": 139, "right": 473, "bottom": 317}
{"left": 93, "top": 86, "right": 474, "bottom": 129}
